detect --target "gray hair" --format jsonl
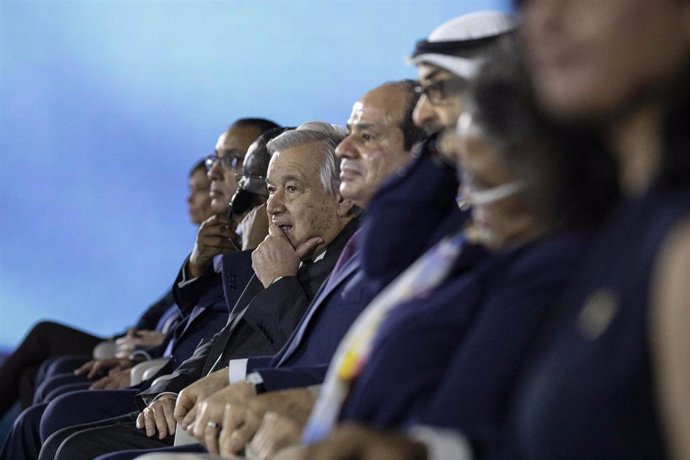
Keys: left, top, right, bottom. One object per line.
{"left": 267, "top": 121, "right": 347, "bottom": 196}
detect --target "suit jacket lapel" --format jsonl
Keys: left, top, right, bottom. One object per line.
{"left": 201, "top": 275, "right": 264, "bottom": 375}
{"left": 276, "top": 251, "right": 361, "bottom": 366}
{"left": 203, "top": 219, "right": 361, "bottom": 374}
{"left": 272, "top": 218, "right": 361, "bottom": 304}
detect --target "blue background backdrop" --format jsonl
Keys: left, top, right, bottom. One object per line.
{"left": 0, "top": 0, "right": 510, "bottom": 351}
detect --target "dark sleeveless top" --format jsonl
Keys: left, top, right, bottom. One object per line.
{"left": 508, "top": 186, "right": 690, "bottom": 459}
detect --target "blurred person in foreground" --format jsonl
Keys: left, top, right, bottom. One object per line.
{"left": 503, "top": 0, "right": 690, "bottom": 458}
{"left": 273, "top": 0, "right": 690, "bottom": 458}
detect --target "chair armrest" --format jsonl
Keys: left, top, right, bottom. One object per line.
{"left": 92, "top": 341, "right": 117, "bottom": 360}
{"left": 130, "top": 358, "right": 170, "bottom": 385}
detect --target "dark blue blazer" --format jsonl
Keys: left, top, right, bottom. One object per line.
{"left": 144, "top": 250, "right": 255, "bottom": 375}
{"left": 248, "top": 248, "right": 375, "bottom": 391}
{"left": 246, "top": 141, "right": 470, "bottom": 392}
{"left": 248, "top": 236, "right": 485, "bottom": 393}
{"left": 137, "top": 220, "right": 360, "bottom": 407}
{"left": 507, "top": 188, "right": 690, "bottom": 460}
{"left": 339, "top": 232, "right": 586, "bottom": 456}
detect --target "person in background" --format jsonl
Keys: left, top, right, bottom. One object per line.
{"left": 0, "top": 158, "right": 214, "bottom": 422}
{"left": 43, "top": 122, "right": 361, "bottom": 460}
{"left": 186, "top": 118, "right": 280, "bottom": 281}
{"left": 0, "top": 121, "right": 283, "bottom": 460}
{"left": 234, "top": 128, "right": 288, "bottom": 251}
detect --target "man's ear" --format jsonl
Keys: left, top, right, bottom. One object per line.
{"left": 335, "top": 193, "right": 357, "bottom": 218}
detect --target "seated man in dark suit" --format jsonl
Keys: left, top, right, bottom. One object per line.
{"left": 117, "top": 80, "right": 427, "bottom": 459}
{"left": 41, "top": 121, "right": 360, "bottom": 460}
{"left": 0, "top": 120, "right": 279, "bottom": 460}
{"left": 31, "top": 120, "right": 281, "bottom": 402}
{"left": 362, "top": 11, "right": 516, "bottom": 293}
{"left": 247, "top": 36, "right": 612, "bottom": 460}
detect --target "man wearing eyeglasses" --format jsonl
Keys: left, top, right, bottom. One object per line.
{"left": 363, "top": 11, "right": 516, "bottom": 292}
{"left": 41, "top": 122, "right": 362, "bottom": 460}
{"left": 234, "top": 128, "right": 287, "bottom": 252}
{"left": 9, "top": 121, "right": 281, "bottom": 460}
{"left": 188, "top": 118, "right": 279, "bottom": 280}
{"left": 411, "top": 12, "right": 515, "bottom": 136}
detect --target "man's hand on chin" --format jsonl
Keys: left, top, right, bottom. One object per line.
{"left": 252, "top": 224, "right": 322, "bottom": 287}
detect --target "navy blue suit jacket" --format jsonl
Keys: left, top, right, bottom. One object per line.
{"left": 137, "top": 220, "right": 359, "bottom": 407}
{"left": 248, "top": 247, "right": 377, "bottom": 391}
{"left": 339, "top": 232, "right": 586, "bottom": 457}
{"left": 245, "top": 139, "right": 469, "bottom": 392}
{"left": 142, "top": 250, "right": 255, "bottom": 376}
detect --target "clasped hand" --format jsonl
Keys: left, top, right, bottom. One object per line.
{"left": 189, "top": 215, "right": 239, "bottom": 278}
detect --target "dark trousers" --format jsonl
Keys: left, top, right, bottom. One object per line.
{"left": 33, "top": 373, "right": 90, "bottom": 404}
{"left": 37, "top": 355, "right": 92, "bottom": 383}
{"left": 0, "top": 403, "right": 47, "bottom": 460}
{"left": 0, "top": 321, "right": 102, "bottom": 416}
{"left": 40, "top": 388, "right": 139, "bottom": 442}
{"left": 43, "top": 412, "right": 173, "bottom": 460}
{"left": 0, "top": 388, "right": 140, "bottom": 460}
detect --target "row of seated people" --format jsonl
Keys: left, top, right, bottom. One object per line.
{"left": 2, "top": 3, "right": 690, "bottom": 459}
{"left": 0, "top": 121, "right": 279, "bottom": 416}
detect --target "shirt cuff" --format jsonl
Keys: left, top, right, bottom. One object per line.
{"left": 228, "top": 359, "right": 248, "bottom": 383}
{"left": 270, "top": 276, "right": 285, "bottom": 285}
{"left": 178, "top": 260, "right": 198, "bottom": 287}
{"left": 408, "top": 425, "right": 473, "bottom": 460}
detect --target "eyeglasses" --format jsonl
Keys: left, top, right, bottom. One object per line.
{"left": 414, "top": 78, "right": 466, "bottom": 106}
{"left": 204, "top": 153, "right": 244, "bottom": 173}
{"left": 238, "top": 174, "right": 267, "bottom": 187}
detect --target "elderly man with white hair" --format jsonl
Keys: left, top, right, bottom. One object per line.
{"left": 39, "top": 122, "right": 361, "bottom": 460}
